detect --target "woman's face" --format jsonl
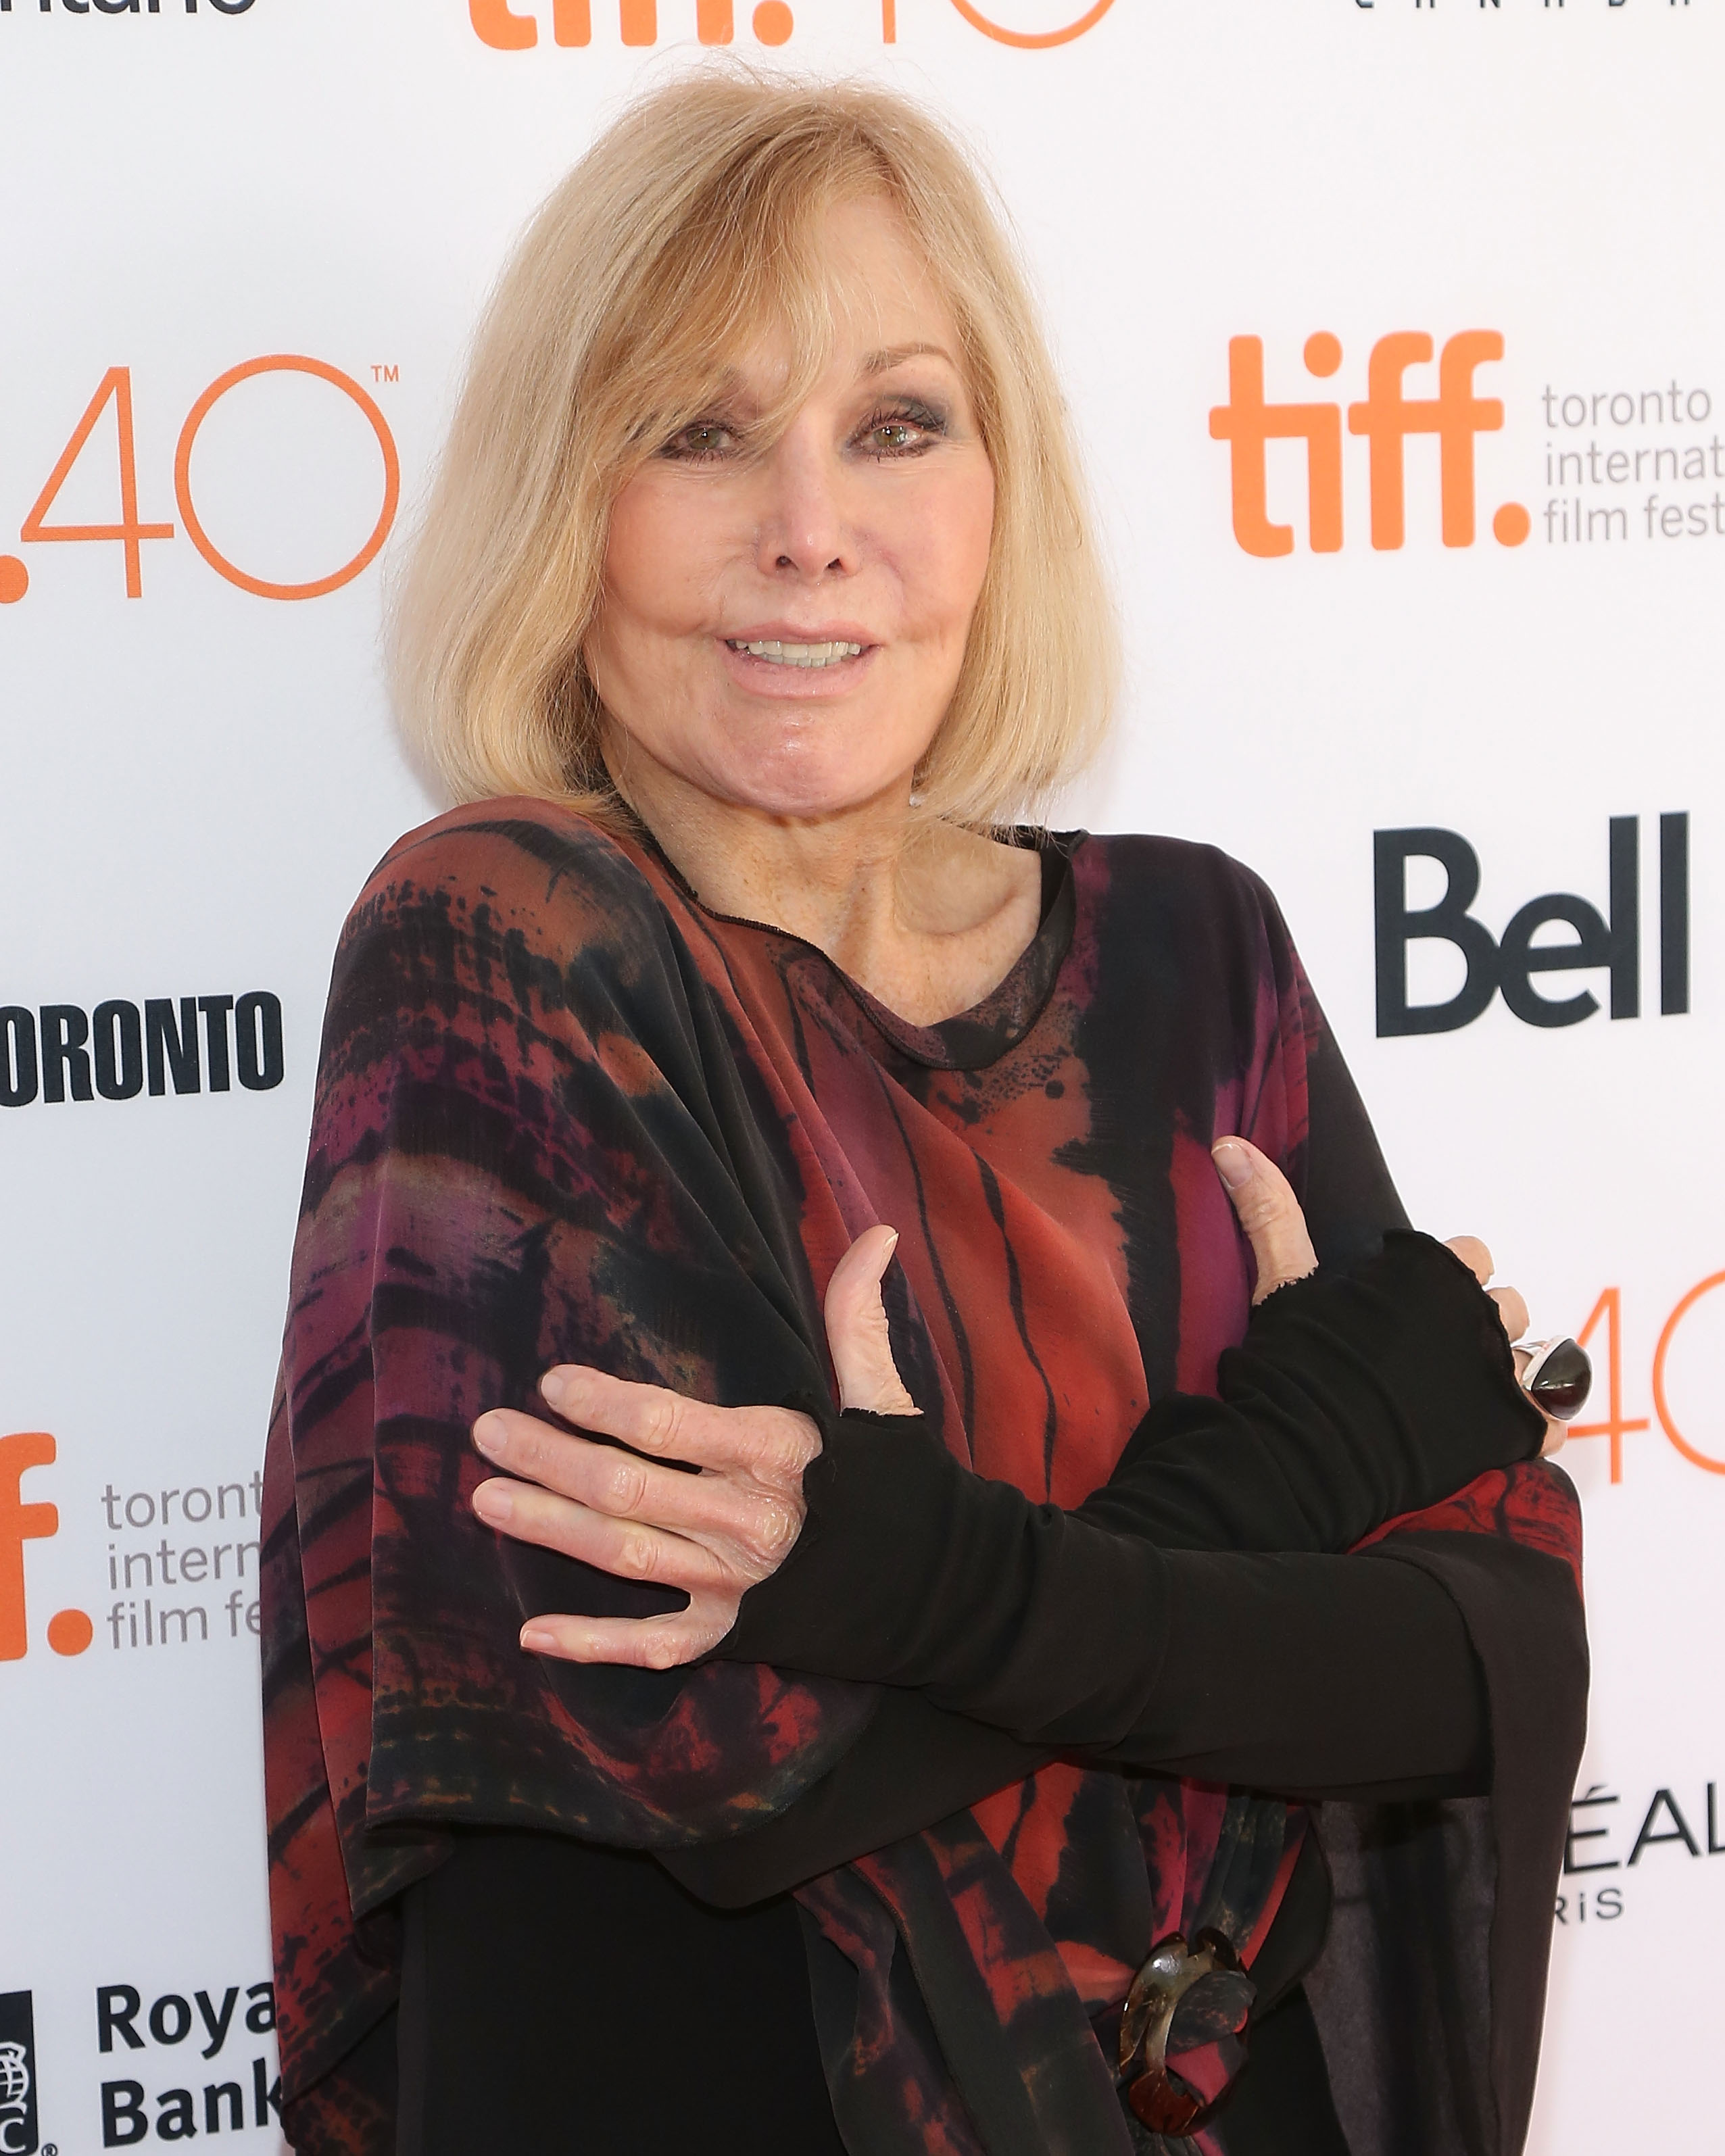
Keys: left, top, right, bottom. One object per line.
{"left": 586, "top": 195, "right": 996, "bottom": 825}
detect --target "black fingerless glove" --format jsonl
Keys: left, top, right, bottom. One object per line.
{"left": 719, "top": 1229, "right": 1544, "bottom": 1750}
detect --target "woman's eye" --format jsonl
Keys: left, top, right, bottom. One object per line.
{"left": 666, "top": 421, "right": 735, "bottom": 460}
{"left": 858, "top": 406, "right": 945, "bottom": 459}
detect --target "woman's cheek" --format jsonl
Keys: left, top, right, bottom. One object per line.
{"left": 902, "top": 464, "right": 994, "bottom": 647}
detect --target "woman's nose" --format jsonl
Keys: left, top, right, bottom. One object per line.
{"left": 752, "top": 433, "right": 858, "bottom": 581}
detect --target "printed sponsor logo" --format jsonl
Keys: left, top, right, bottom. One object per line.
{"left": 1358, "top": 0, "right": 1688, "bottom": 15}
{"left": 97, "top": 1982, "right": 277, "bottom": 2147}
{"left": 1210, "top": 330, "right": 1528, "bottom": 556}
{"left": 1559, "top": 1777, "right": 1725, "bottom": 1926}
{"left": 1372, "top": 816, "right": 1688, "bottom": 1037}
{"left": 101, "top": 1475, "right": 266, "bottom": 1652}
{"left": 1210, "top": 334, "right": 1722, "bottom": 556}
{"left": 0, "top": 1994, "right": 39, "bottom": 2156}
{"left": 467, "top": 0, "right": 1116, "bottom": 51}
{"left": 0, "top": 1, "right": 253, "bottom": 16}
{"left": 0, "top": 1443, "right": 267, "bottom": 1663}
{"left": 0, "top": 1438, "right": 91, "bottom": 1663}
{"left": 1561, "top": 1276, "right": 1725, "bottom": 1486}
{"left": 0, "top": 994, "right": 284, "bottom": 1110}
{"left": 1540, "top": 380, "right": 1724, "bottom": 546}
{"left": 0, "top": 360, "right": 396, "bottom": 610}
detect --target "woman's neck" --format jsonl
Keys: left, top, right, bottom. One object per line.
{"left": 611, "top": 759, "right": 1044, "bottom": 1029}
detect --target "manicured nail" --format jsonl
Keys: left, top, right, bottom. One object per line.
{"left": 520, "top": 1626, "right": 557, "bottom": 1654}
{"left": 472, "top": 1481, "right": 513, "bottom": 1524}
{"left": 1212, "top": 1139, "right": 1252, "bottom": 1192}
{"left": 473, "top": 1415, "right": 506, "bottom": 1459}
{"left": 883, "top": 1229, "right": 900, "bottom": 1258}
{"left": 540, "top": 1369, "right": 571, "bottom": 1407}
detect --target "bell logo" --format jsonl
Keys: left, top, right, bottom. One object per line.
{"left": 1210, "top": 332, "right": 1531, "bottom": 558}
{"left": 1374, "top": 815, "right": 1691, "bottom": 1038}
{"left": 0, "top": 1431, "right": 93, "bottom": 1661}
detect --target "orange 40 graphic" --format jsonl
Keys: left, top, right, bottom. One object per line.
{"left": 0, "top": 357, "right": 397, "bottom": 608}
{"left": 1210, "top": 332, "right": 1530, "bottom": 557}
{"left": 1567, "top": 1281, "right": 1725, "bottom": 1486}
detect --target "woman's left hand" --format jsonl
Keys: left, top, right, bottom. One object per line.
{"left": 469, "top": 1225, "right": 913, "bottom": 1668}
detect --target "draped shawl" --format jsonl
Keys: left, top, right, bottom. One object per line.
{"left": 262, "top": 802, "right": 1583, "bottom": 2155}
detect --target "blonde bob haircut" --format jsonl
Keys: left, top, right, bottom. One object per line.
{"left": 392, "top": 69, "right": 1118, "bottom": 833}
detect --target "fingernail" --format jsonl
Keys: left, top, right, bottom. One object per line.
{"left": 883, "top": 1229, "right": 900, "bottom": 1259}
{"left": 472, "top": 1481, "right": 514, "bottom": 1525}
{"left": 1212, "top": 1139, "right": 1252, "bottom": 1192}
{"left": 539, "top": 1369, "right": 568, "bottom": 1407}
{"left": 520, "top": 1626, "right": 557, "bottom": 1655}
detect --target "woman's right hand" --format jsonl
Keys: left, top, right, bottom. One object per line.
{"left": 1208, "top": 1136, "right": 1565, "bottom": 1456}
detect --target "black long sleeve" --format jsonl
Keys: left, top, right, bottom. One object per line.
{"left": 669, "top": 1232, "right": 1538, "bottom": 1906}
{"left": 723, "top": 1414, "right": 1494, "bottom": 1777}
{"left": 721, "top": 1231, "right": 1539, "bottom": 1732}
{"left": 1079, "top": 1229, "right": 1545, "bottom": 1557}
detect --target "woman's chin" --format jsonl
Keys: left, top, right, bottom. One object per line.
{"left": 689, "top": 733, "right": 924, "bottom": 825}
{"left": 714, "top": 770, "right": 910, "bottom": 824}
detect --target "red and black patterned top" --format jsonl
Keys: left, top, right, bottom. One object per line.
{"left": 262, "top": 801, "right": 1584, "bottom": 2156}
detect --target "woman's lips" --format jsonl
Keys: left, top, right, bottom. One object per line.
{"left": 726, "top": 637, "right": 865, "bottom": 669}
{"left": 717, "top": 636, "right": 878, "bottom": 694}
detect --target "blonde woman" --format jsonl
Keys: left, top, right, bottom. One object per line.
{"left": 262, "top": 74, "right": 1585, "bottom": 2156}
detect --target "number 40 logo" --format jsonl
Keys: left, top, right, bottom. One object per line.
{"left": 0, "top": 358, "right": 399, "bottom": 608}
{"left": 1571, "top": 1278, "right": 1725, "bottom": 1484}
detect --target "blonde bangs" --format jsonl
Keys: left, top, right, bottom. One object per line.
{"left": 391, "top": 69, "right": 1118, "bottom": 831}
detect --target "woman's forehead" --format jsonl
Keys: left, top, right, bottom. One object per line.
{"left": 718, "top": 220, "right": 963, "bottom": 389}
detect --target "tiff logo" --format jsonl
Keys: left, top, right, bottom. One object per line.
{"left": 469, "top": 1, "right": 1117, "bottom": 50}
{"left": 0, "top": 1992, "right": 39, "bottom": 2156}
{"left": 470, "top": 0, "right": 795, "bottom": 44}
{"left": 1375, "top": 815, "right": 1690, "bottom": 1037}
{"left": 1210, "top": 332, "right": 1531, "bottom": 557}
{"left": 1, "top": 1434, "right": 93, "bottom": 1660}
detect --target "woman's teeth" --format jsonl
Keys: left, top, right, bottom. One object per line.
{"left": 727, "top": 639, "right": 865, "bottom": 669}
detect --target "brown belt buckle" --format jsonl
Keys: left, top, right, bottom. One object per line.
{"left": 1117, "top": 1927, "right": 1245, "bottom": 2137}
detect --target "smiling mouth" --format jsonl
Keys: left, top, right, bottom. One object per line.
{"left": 725, "top": 639, "right": 867, "bottom": 670}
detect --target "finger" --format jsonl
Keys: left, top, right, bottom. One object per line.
{"left": 825, "top": 1227, "right": 918, "bottom": 1415}
{"left": 1489, "top": 1285, "right": 1530, "bottom": 1344}
{"left": 474, "top": 1408, "right": 802, "bottom": 1552}
{"left": 1444, "top": 1236, "right": 1494, "bottom": 1285}
{"left": 1212, "top": 1137, "right": 1318, "bottom": 1305}
{"left": 516, "top": 1597, "right": 739, "bottom": 1670}
{"left": 471, "top": 1477, "right": 740, "bottom": 1592}
{"left": 537, "top": 1367, "right": 819, "bottom": 1488}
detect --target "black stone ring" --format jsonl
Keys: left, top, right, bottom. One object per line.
{"left": 1519, "top": 1337, "right": 1593, "bottom": 1421}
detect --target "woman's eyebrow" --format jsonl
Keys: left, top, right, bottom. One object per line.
{"left": 860, "top": 342, "right": 958, "bottom": 375}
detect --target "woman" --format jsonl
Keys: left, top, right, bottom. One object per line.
{"left": 262, "top": 72, "right": 1586, "bottom": 2156}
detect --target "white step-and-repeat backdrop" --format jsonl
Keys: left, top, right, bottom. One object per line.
{"left": 3, "top": 2, "right": 1720, "bottom": 2149}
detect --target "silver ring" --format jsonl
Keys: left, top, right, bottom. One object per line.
{"left": 1517, "top": 1337, "right": 1593, "bottom": 1421}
